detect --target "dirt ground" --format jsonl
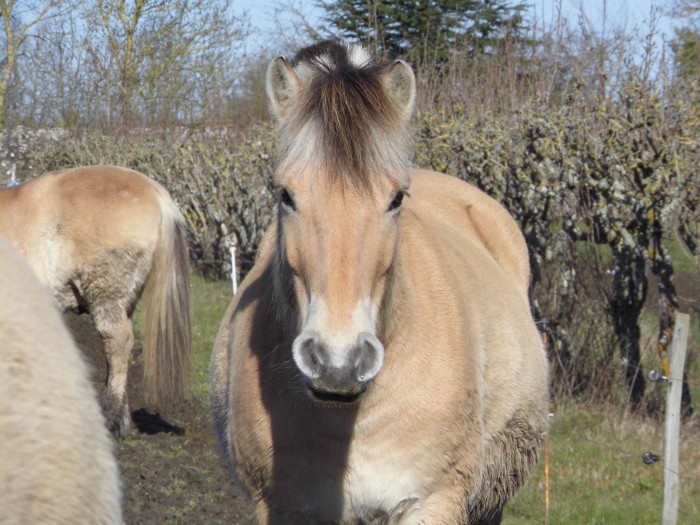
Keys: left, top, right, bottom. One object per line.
{"left": 64, "top": 312, "right": 255, "bottom": 525}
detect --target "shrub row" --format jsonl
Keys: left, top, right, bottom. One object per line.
{"left": 18, "top": 126, "right": 278, "bottom": 279}
{"left": 5, "top": 80, "right": 698, "bottom": 403}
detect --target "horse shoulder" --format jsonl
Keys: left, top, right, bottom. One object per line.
{"left": 223, "top": 224, "right": 280, "bottom": 387}
{"left": 210, "top": 224, "right": 280, "bottom": 484}
{"left": 409, "top": 169, "right": 531, "bottom": 294}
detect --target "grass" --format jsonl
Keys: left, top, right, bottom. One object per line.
{"left": 638, "top": 308, "right": 700, "bottom": 413}
{"left": 572, "top": 234, "right": 699, "bottom": 276}
{"left": 504, "top": 403, "right": 700, "bottom": 524}
{"left": 188, "top": 272, "right": 235, "bottom": 402}
{"left": 666, "top": 235, "right": 699, "bottom": 276}
{"left": 506, "top": 275, "right": 700, "bottom": 524}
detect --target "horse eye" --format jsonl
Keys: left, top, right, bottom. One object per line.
{"left": 387, "top": 190, "right": 404, "bottom": 212}
{"left": 279, "top": 188, "right": 296, "bottom": 211}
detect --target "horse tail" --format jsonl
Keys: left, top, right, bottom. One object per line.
{"left": 141, "top": 189, "right": 192, "bottom": 408}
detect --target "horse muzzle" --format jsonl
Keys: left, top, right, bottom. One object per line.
{"left": 292, "top": 332, "right": 384, "bottom": 404}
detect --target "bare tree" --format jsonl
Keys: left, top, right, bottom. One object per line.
{"left": 81, "top": 0, "right": 249, "bottom": 128}
{"left": 0, "top": 0, "right": 73, "bottom": 127}
{"left": 13, "top": 15, "right": 93, "bottom": 126}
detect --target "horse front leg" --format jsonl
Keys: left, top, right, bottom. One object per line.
{"left": 391, "top": 501, "right": 502, "bottom": 525}
{"left": 388, "top": 487, "right": 475, "bottom": 525}
{"left": 94, "top": 307, "right": 134, "bottom": 438}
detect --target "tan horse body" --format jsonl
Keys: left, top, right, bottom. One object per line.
{"left": 210, "top": 41, "right": 548, "bottom": 524}
{"left": 0, "top": 165, "right": 192, "bottom": 436}
{"left": 0, "top": 236, "right": 122, "bottom": 524}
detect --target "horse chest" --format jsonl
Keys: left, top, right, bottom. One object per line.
{"left": 258, "top": 406, "right": 440, "bottom": 522}
{"left": 341, "top": 419, "right": 443, "bottom": 517}
{"left": 344, "top": 442, "right": 428, "bottom": 515}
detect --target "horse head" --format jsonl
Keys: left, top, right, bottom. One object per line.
{"left": 266, "top": 40, "right": 416, "bottom": 403}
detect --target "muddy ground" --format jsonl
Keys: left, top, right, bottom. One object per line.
{"left": 64, "top": 312, "right": 255, "bottom": 525}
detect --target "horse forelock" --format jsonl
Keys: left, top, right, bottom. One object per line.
{"left": 278, "top": 40, "right": 412, "bottom": 191}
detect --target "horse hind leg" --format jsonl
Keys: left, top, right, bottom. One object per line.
{"left": 93, "top": 305, "right": 135, "bottom": 438}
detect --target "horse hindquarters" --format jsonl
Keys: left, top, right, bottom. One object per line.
{"left": 95, "top": 193, "right": 192, "bottom": 437}
{"left": 1, "top": 166, "right": 192, "bottom": 438}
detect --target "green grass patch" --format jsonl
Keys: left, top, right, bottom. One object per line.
{"left": 504, "top": 403, "right": 700, "bottom": 524}
{"left": 189, "top": 272, "right": 234, "bottom": 402}
{"left": 665, "top": 236, "right": 699, "bottom": 275}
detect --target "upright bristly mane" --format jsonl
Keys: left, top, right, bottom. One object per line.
{"left": 276, "top": 40, "right": 413, "bottom": 190}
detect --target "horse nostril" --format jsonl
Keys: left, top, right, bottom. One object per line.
{"left": 296, "top": 336, "right": 328, "bottom": 378}
{"left": 352, "top": 336, "right": 384, "bottom": 383}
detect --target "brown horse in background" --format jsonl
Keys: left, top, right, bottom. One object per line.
{"left": 0, "top": 236, "right": 122, "bottom": 524}
{"left": 210, "top": 40, "right": 549, "bottom": 524}
{"left": 0, "top": 165, "right": 192, "bottom": 437}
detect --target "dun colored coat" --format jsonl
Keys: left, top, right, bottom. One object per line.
{"left": 210, "top": 40, "right": 549, "bottom": 524}
{"left": 0, "top": 236, "right": 122, "bottom": 524}
{"left": 0, "top": 166, "right": 192, "bottom": 436}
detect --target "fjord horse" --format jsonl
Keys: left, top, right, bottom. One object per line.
{"left": 0, "top": 236, "right": 122, "bottom": 524}
{"left": 0, "top": 166, "right": 192, "bottom": 437}
{"left": 210, "top": 41, "right": 549, "bottom": 524}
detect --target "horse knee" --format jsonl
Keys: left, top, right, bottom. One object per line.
{"left": 386, "top": 497, "right": 421, "bottom": 524}
{"left": 96, "top": 315, "right": 134, "bottom": 374}
{"left": 98, "top": 320, "right": 134, "bottom": 355}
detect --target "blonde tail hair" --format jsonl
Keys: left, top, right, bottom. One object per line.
{"left": 142, "top": 194, "right": 192, "bottom": 407}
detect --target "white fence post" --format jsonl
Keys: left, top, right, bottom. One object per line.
{"left": 229, "top": 243, "right": 238, "bottom": 295}
{"left": 662, "top": 312, "right": 690, "bottom": 525}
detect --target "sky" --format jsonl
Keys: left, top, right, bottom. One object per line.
{"left": 535, "top": 0, "right": 676, "bottom": 41}
{"left": 234, "top": 0, "right": 680, "bottom": 52}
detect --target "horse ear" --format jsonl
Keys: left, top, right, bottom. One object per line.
{"left": 266, "top": 56, "right": 301, "bottom": 122}
{"left": 382, "top": 60, "right": 416, "bottom": 123}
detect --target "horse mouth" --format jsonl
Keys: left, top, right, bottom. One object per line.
{"left": 307, "top": 385, "right": 363, "bottom": 405}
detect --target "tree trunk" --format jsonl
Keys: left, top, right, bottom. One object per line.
{"left": 611, "top": 301, "right": 646, "bottom": 406}
{"left": 610, "top": 247, "right": 647, "bottom": 408}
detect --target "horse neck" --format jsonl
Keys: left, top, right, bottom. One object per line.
{"left": 270, "top": 236, "right": 302, "bottom": 337}
{"left": 377, "top": 241, "right": 407, "bottom": 345}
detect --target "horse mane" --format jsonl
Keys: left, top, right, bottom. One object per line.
{"left": 278, "top": 40, "right": 413, "bottom": 191}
